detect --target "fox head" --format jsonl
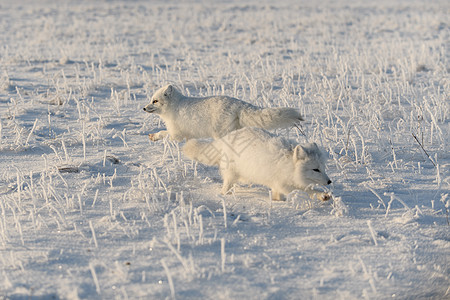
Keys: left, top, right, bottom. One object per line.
{"left": 292, "top": 143, "right": 331, "bottom": 189}
{"left": 143, "top": 84, "right": 178, "bottom": 115}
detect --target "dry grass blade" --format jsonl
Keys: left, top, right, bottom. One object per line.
{"left": 57, "top": 165, "right": 80, "bottom": 173}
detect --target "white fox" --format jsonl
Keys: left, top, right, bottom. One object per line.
{"left": 143, "top": 85, "right": 303, "bottom": 141}
{"left": 183, "top": 127, "right": 332, "bottom": 201}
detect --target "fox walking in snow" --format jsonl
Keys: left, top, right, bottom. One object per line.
{"left": 143, "top": 85, "right": 303, "bottom": 141}
{"left": 183, "top": 127, "right": 332, "bottom": 201}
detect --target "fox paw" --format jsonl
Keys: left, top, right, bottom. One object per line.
{"left": 320, "top": 193, "right": 332, "bottom": 201}
{"left": 148, "top": 133, "right": 157, "bottom": 141}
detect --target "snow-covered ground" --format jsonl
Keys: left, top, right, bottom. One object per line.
{"left": 0, "top": 0, "right": 449, "bottom": 299}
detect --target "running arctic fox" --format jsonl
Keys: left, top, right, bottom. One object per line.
{"left": 183, "top": 127, "right": 332, "bottom": 201}
{"left": 143, "top": 85, "right": 303, "bottom": 141}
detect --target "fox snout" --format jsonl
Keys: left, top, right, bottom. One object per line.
{"left": 327, "top": 179, "right": 332, "bottom": 185}
{"left": 143, "top": 106, "right": 156, "bottom": 113}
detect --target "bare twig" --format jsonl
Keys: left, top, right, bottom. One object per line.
{"left": 294, "top": 123, "right": 306, "bottom": 137}
{"left": 446, "top": 208, "right": 449, "bottom": 226}
{"left": 412, "top": 133, "right": 436, "bottom": 167}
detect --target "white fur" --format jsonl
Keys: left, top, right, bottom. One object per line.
{"left": 183, "top": 127, "right": 332, "bottom": 201}
{"left": 143, "top": 85, "right": 303, "bottom": 141}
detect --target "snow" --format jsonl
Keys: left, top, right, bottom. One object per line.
{"left": 0, "top": 0, "right": 449, "bottom": 299}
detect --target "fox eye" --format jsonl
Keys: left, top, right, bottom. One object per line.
{"left": 313, "top": 169, "right": 320, "bottom": 172}
{"left": 152, "top": 99, "right": 158, "bottom": 104}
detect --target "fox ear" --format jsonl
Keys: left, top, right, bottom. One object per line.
{"left": 293, "top": 145, "right": 307, "bottom": 162}
{"left": 164, "top": 85, "right": 173, "bottom": 97}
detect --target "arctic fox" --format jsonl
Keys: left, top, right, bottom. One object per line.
{"left": 143, "top": 85, "right": 303, "bottom": 141}
{"left": 183, "top": 127, "right": 332, "bottom": 201}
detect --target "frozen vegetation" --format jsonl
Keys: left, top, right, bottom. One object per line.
{"left": 0, "top": 0, "right": 448, "bottom": 299}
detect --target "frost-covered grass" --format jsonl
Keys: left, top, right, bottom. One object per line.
{"left": 0, "top": 0, "right": 449, "bottom": 299}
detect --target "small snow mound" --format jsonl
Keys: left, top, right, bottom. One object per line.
{"left": 393, "top": 210, "right": 419, "bottom": 224}
{"left": 432, "top": 239, "right": 450, "bottom": 248}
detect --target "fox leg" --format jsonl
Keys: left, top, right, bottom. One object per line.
{"left": 148, "top": 130, "right": 169, "bottom": 141}
{"left": 220, "top": 173, "right": 236, "bottom": 195}
{"left": 221, "top": 180, "right": 234, "bottom": 195}
{"left": 271, "top": 190, "right": 286, "bottom": 201}
{"left": 220, "top": 165, "right": 236, "bottom": 195}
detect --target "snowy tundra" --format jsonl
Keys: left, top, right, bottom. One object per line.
{"left": 0, "top": 0, "right": 448, "bottom": 299}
